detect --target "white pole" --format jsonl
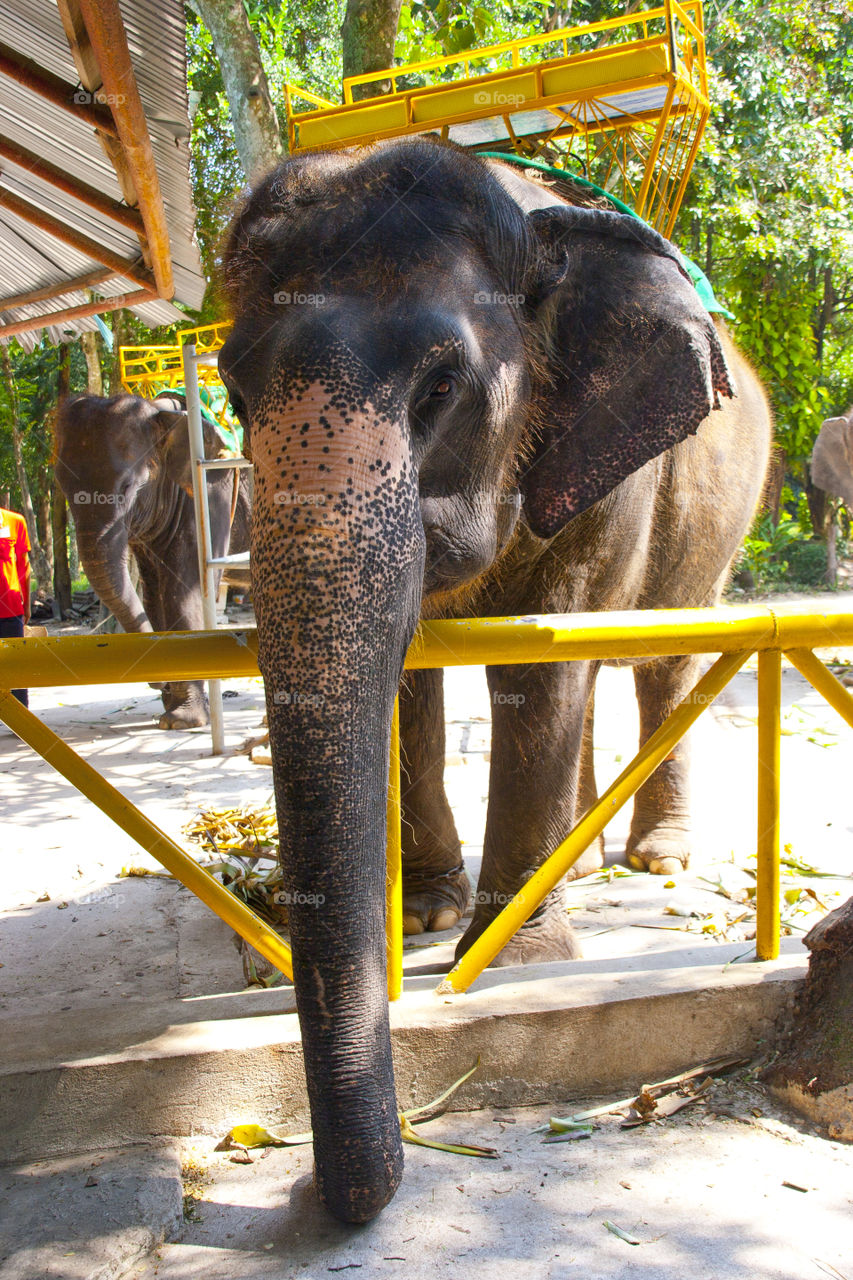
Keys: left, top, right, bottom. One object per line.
{"left": 182, "top": 342, "right": 225, "bottom": 755}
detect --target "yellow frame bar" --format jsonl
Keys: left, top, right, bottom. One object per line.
{"left": 0, "top": 688, "right": 294, "bottom": 982}
{"left": 756, "top": 649, "right": 781, "bottom": 961}
{"left": 386, "top": 698, "right": 403, "bottom": 999}
{"left": 438, "top": 649, "right": 748, "bottom": 992}
{"left": 4, "top": 602, "right": 853, "bottom": 1001}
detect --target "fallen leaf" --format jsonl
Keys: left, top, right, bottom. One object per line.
{"left": 603, "top": 1220, "right": 640, "bottom": 1245}
{"left": 216, "top": 1123, "right": 287, "bottom": 1150}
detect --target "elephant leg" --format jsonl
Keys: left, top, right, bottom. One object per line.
{"left": 134, "top": 543, "right": 210, "bottom": 730}
{"left": 399, "top": 668, "right": 470, "bottom": 933}
{"left": 626, "top": 653, "right": 699, "bottom": 875}
{"left": 456, "top": 658, "right": 599, "bottom": 966}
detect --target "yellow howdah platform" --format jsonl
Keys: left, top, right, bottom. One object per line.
{"left": 121, "top": 5, "right": 709, "bottom": 400}
{"left": 120, "top": 323, "right": 232, "bottom": 421}
{"left": 285, "top": 0, "right": 708, "bottom": 236}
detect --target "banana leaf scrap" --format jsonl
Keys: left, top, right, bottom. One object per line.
{"left": 216, "top": 1060, "right": 497, "bottom": 1162}
{"left": 539, "top": 1055, "right": 749, "bottom": 1140}
{"left": 184, "top": 803, "right": 288, "bottom": 928}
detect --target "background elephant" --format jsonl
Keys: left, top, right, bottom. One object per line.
{"left": 811, "top": 410, "right": 853, "bottom": 508}
{"left": 810, "top": 409, "right": 852, "bottom": 584}
{"left": 55, "top": 392, "right": 250, "bottom": 729}
{"left": 218, "top": 139, "right": 772, "bottom": 1221}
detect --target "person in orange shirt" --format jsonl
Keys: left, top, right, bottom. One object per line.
{"left": 0, "top": 506, "right": 31, "bottom": 707}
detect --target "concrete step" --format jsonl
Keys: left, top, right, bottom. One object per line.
{"left": 0, "top": 1144, "right": 182, "bottom": 1280}
{"left": 0, "top": 940, "right": 806, "bottom": 1163}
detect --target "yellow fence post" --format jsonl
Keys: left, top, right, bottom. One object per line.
{"left": 0, "top": 688, "right": 294, "bottom": 982}
{"left": 386, "top": 697, "right": 404, "bottom": 1001}
{"left": 438, "top": 648, "right": 749, "bottom": 994}
{"left": 756, "top": 649, "right": 781, "bottom": 961}
{"left": 785, "top": 647, "right": 853, "bottom": 730}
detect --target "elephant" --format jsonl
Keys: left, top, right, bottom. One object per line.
{"left": 55, "top": 392, "right": 251, "bottom": 728}
{"left": 811, "top": 410, "right": 853, "bottom": 508}
{"left": 217, "top": 138, "right": 772, "bottom": 1222}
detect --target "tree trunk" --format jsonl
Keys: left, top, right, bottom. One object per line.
{"left": 805, "top": 473, "right": 829, "bottom": 543}
{"left": 342, "top": 0, "right": 404, "bottom": 99}
{"left": 189, "top": 0, "right": 283, "bottom": 180}
{"left": 81, "top": 329, "right": 103, "bottom": 396}
{"left": 51, "top": 347, "right": 73, "bottom": 617}
{"left": 111, "top": 311, "right": 127, "bottom": 395}
{"left": 50, "top": 480, "right": 72, "bottom": 617}
{"left": 764, "top": 895, "right": 853, "bottom": 1141}
{"left": 37, "top": 487, "right": 53, "bottom": 580}
{"left": 0, "top": 347, "right": 52, "bottom": 593}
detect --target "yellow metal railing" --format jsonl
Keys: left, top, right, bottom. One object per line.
{"left": 120, "top": 325, "right": 236, "bottom": 432}
{"left": 2, "top": 604, "right": 853, "bottom": 1000}
{"left": 340, "top": 1, "right": 703, "bottom": 102}
{"left": 283, "top": 0, "right": 709, "bottom": 234}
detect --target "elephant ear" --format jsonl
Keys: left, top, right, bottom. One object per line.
{"left": 155, "top": 402, "right": 226, "bottom": 496}
{"left": 520, "top": 205, "right": 735, "bottom": 539}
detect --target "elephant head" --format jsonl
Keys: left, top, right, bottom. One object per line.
{"left": 811, "top": 411, "right": 853, "bottom": 508}
{"left": 218, "top": 138, "right": 733, "bottom": 1222}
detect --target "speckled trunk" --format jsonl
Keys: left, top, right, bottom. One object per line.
{"left": 75, "top": 520, "right": 152, "bottom": 634}
{"left": 250, "top": 389, "right": 423, "bottom": 1221}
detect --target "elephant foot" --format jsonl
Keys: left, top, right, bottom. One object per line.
{"left": 455, "top": 907, "right": 582, "bottom": 967}
{"left": 564, "top": 837, "right": 605, "bottom": 880}
{"left": 158, "top": 704, "right": 210, "bottom": 730}
{"left": 626, "top": 824, "right": 691, "bottom": 876}
{"left": 402, "top": 861, "right": 470, "bottom": 934}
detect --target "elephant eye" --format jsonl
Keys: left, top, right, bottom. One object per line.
{"left": 429, "top": 377, "right": 454, "bottom": 399}
{"left": 228, "top": 388, "right": 248, "bottom": 422}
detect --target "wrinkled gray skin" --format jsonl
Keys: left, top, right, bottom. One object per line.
{"left": 811, "top": 410, "right": 853, "bottom": 508}
{"left": 218, "top": 139, "right": 772, "bottom": 1223}
{"left": 55, "top": 393, "right": 250, "bottom": 729}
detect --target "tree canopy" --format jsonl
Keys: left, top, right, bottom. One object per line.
{"left": 2, "top": 0, "right": 852, "bottom": 596}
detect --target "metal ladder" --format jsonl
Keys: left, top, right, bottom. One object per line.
{"left": 182, "top": 341, "right": 252, "bottom": 754}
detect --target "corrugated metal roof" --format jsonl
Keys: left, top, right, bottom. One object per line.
{"left": 0, "top": 0, "right": 206, "bottom": 346}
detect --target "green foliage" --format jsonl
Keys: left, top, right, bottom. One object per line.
{"left": 736, "top": 512, "right": 829, "bottom": 588}
{"left": 187, "top": 0, "right": 345, "bottom": 275}
{"left": 675, "top": 0, "right": 853, "bottom": 472}
{"left": 785, "top": 539, "right": 830, "bottom": 585}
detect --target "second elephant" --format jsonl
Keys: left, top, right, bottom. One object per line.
{"left": 55, "top": 392, "right": 250, "bottom": 728}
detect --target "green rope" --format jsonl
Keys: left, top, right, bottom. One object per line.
{"left": 478, "top": 151, "right": 735, "bottom": 320}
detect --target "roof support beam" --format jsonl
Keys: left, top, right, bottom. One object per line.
{"left": 0, "top": 136, "right": 145, "bottom": 234}
{"left": 75, "top": 0, "right": 175, "bottom": 300}
{"left": 0, "top": 41, "right": 117, "bottom": 136}
{"left": 0, "top": 185, "right": 154, "bottom": 290}
{"left": 0, "top": 267, "right": 114, "bottom": 313}
{"left": 0, "top": 289, "right": 155, "bottom": 339}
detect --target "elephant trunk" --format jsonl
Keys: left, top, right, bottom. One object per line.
{"left": 251, "top": 394, "right": 423, "bottom": 1222}
{"left": 75, "top": 519, "right": 152, "bottom": 634}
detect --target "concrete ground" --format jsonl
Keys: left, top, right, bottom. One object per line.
{"left": 122, "top": 1080, "right": 853, "bottom": 1280}
{"left": 1, "top": 596, "right": 852, "bottom": 1276}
